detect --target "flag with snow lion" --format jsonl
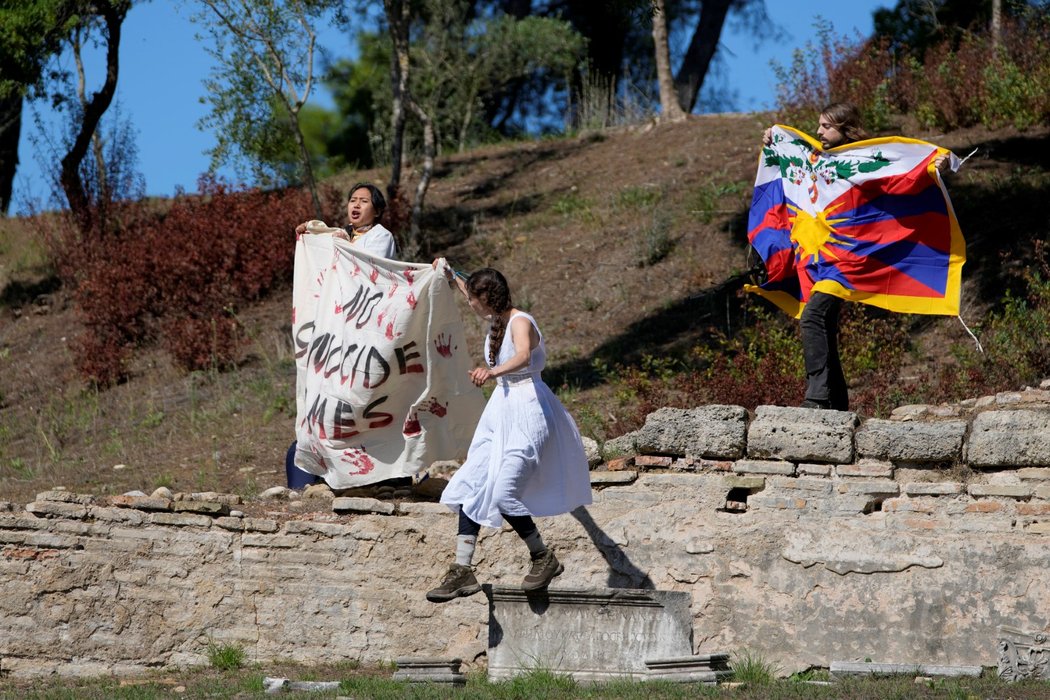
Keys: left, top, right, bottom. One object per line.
{"left": 745, "top": 124, "right": 965, "bottom": 318}
{"left": 292, "top": 232, "right": 484, "bottom": 488}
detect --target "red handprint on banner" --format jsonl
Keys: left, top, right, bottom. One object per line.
{"left": 434, "top": 333, "right": 455, "bottom": 358}
{"left": 340, "top": 447, "right": 375, "bottom": 476}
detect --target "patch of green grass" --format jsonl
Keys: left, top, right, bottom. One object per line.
{"left": 140, "top": 410, "right": 165, "bottom": 429}
{"left": 634, "top": 213, "right": 675, "bottom": 267}
{"left": 3, "top": 662, "right": 1050, "bottom": 700}
{"left": 689, "top": 175, "right": 747, "bottom": 224}
{"left": 552, "top": 192, "right": 592, "bottom": 219}
{"left": 206, "top": 641, "right": 247, "bottom": 670}
{"left": 4, "top": 457, "right": 35, "bottom": 480}
{"left": 731, "top": 649, "right": 779, "bottom": 686}
{"left": 154, "top": 473, "right": 176, "bottom": 490}
{"left": 615, "top": 185, "right": 661, "bottom": 210}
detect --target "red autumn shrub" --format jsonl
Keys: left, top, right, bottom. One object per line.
{"left": 46, "top": 177, "right": 324, "bottom": 384}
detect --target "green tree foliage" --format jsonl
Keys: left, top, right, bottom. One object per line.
{"left": 406, "top": 4, "right": 584, "bottom": 153}
{"left": 193, "top": 0, "right": 338, "bottom": 216}
{"left": 0, "top": 0, "right": 80, "bottom": 214}
{"left": 315, "top": 31, "right": 391, "bottom": 171}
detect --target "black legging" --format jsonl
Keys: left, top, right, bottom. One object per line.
{"left": 458, "top": 509, "right": 537, "bottom": 540}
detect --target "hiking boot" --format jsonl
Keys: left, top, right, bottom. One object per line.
{"left": 522, "top": 548, "right": 564, "bottom": 591}
{"left": 800, "top": 398, "right": 831, "bottom": 409}
{"left": 426, "top": 564, "right": 481, "bottom": 603}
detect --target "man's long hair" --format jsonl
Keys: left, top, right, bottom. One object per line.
{"left": 821, "top": 102, "right": 868, "bottom": 143}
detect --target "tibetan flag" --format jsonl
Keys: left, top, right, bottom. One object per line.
{"left": 745, "top": 125, "right": 965, "bottom": 318}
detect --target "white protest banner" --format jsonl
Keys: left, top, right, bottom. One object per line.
{"left": 292, "top": 232, "right": 484, "bottom": 488}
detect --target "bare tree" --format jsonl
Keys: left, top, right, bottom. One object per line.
{"left": 59, "top": 0, "right": 130, "bottom": 232}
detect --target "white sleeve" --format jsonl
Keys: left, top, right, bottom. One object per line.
{"left": 357, "top": 226, "right": 398, "bottom": 260}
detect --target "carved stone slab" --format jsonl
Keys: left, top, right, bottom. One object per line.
{"left": 998, "top": 626, "right": 1050, "bottom": 681}
{"left": 392, "top": 657, "right": 467, "bottom": 686}
{"left": 645, "top": 654, "right": 732, "bottom": 683}
{"left": 484, "top": 586, "right": 692, "bottom": 682}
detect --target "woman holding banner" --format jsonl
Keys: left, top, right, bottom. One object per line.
{"left": 287, "top": 181, "right": 399, "bottom": 490}
{"left": 425, "top": 265, "right": 592, "bottom": 602}
{"left": 294, "top": 181, "right": 397, "bottom": 259}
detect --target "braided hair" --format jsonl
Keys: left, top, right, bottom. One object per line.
{"left": 466, "top": 268, "right": 513, "bottom": 367}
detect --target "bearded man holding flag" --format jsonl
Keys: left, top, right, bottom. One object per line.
{"left": 748, "top": 102, "right": 963, "bottom": 411}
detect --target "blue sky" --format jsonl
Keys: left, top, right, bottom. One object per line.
{"left": 12, "top": 1, "right": 891, "bottom": 213}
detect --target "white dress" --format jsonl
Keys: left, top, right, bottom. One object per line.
{"left": 440, "top": 312, "right": 593, "bottom": 528}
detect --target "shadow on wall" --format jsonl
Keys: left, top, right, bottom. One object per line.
{"left": 572, "top": 506, "right": 654, "bottom": 590}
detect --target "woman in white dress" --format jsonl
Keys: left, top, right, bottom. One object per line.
{"left": 294, "top": 182, "right": 398, "bottom": 259}
{"left": 426, "top": 267, "right": 592, "bottom": 602}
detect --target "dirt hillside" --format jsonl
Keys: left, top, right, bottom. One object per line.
{"left": 0, "top": 113, "right": 1046, "bottom": 505}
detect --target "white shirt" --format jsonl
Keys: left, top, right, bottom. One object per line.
{"left": 352, "top": 222, "right": 397, "bottom": 259}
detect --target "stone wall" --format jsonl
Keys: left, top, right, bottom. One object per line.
{"left": 1, "top": 386, "right": 1049, "bottom": 678}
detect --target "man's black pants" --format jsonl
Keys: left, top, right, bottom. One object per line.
{"left": 800, "top": 292, "right": 848, "bottom": 410}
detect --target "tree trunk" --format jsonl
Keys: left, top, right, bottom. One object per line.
{"left": 991, "top": 0, "right": 1002, "bottom": 50}
{"left": 652, "top": 0, "right": 686, "bottom": 122}
{"left": 289, "top": 110, "right": 322, "bottom": 218}
{"left": 673, "top": 0, "right": 733, "bottom": 114}
{"left": 406, "top": 97, "right": 435, "bottom": 261}
{"left": 384, "top": 0, "right": 411, "bottom": 204}
{"left": 59, "top": 1, "right": 129, "bottom": 233}
{"left": 0, "top": 93, "right": 22, "bottom": 216}
{"left": 73, "top": 26, "right": 110, "bottom": 225}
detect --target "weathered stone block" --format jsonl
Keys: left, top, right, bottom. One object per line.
{"left": 25, "top": 501, "right": 89, "bottom": 519}
{"left": 904, "top": 482, "right": 964, "bottom": 496}
{"left": 485, "top": 586, "right": 693, "bottom": 682}
{"left": 749, "top": 495, "right": 807, "bottom": 510}
{"left": 173, "top": 501, "right": 229, "bottom": 516}
{"left": 1017, "top": 503, "right": 1050, "bottom": 516}
{"left": 722, "top": 476, "right": 765, "bottom": 490}
{"left": 393, "top": 658, "right": 466, "bottom": 686}
{"left": 968, "top": 484, "right": 1033, "bottom": 499}
{"left": 148, "top": 512, "right": 213, "bottom": 528}
{"left": 732, "top": 460, "right": 795, "bottom": 476}
{"left": 644, "top": 654, "right": 732, "bottom": 684}
{"left": 398, "top": 502, "right": 451, "bottom": 515}
{"left": 1017, "top": 468, "right": 1050, "bottom": 481}
{"left": 331, "top": 497, "right": 396, "bottom": 515}
{"left": 882, "top": 497, "right": 936, "bottom": 513}
{"left": 798, "top": 463, "right": 832, "bottom": 477}
{"left": 835, "top": 480, "right": 899, "bottom": 496}
{"left": 589, "top": 471, "right": 638, "bottom": 485}
{"left": 214, "top": 517, "right": 244, "bottom": 531}
{"left": 836, "top": 460, "right": 893, "bottom": 479}
{"left": 110, "top": 495, "right": 173, "bottom": 512}
{"left": 285, "top": 520, "right": 354, "bottom": 537}
{"left": 747, "top": 406, "right": 856, "bottom": 463}
{"left": 635, "top": 455, "right": 673, "bottom": 467}
{"left": 769, "top": 477, "right": 833, "bottom": 494}
{"left": 636, "top": 474, "right": 706, "bottom": 491}
{"left": 855, "top": 419, "right": 966, "bottom": 462}
{"left": 35, "top": 491, "right": 95, "bottom": 505}
{"left": 784, "top": 529, "right": 944, "bottom": 575}
{"left": 830, "top": 661, "right": 980, "bottom": 678}
{"left": 618, "top": 405, "right": 748, "bottom": 460}
{"left": 242, "top": 518, "right": 279, "bottom": 533}
{"left": 967, "top": 410, "right": 1050, "bottom": 467}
